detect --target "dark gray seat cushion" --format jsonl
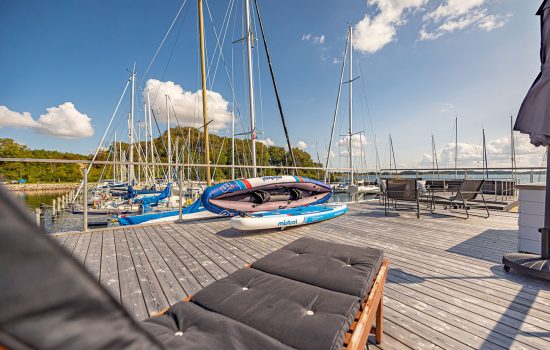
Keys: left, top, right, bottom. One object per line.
{"left": 190, "top": 268, "right": 360, "bottom": 350}
{"left": 251, "top": 237, "right": 384, "bottom": 299}
{"left": 142, "top": 301, "right": 293, "bottom": 350}
{"left": 0, "top": 185, "right": 162, "bottom": 350}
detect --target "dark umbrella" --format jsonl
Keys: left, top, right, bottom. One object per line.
{"left": 503, "top": 0, "right": 550, "bottom": 279}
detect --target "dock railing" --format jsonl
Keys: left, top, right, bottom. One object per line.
{"left": 0, "top": 158, "right": 546, "bottom": 232}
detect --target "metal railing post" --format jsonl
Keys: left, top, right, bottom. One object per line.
{"left": 179, "top": 166, "right": 183, "bottom": 221}
{"left": 530, "top": 170, "right": 534, "bottom": 183}
{"left": 83, "top": 168, "right": 88, "bottom": 232}
{"left": 35, "top": 208, "right": 41, "bottom": 227}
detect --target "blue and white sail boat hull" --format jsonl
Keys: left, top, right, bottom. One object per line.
{"left": 230, "top": 204, "right": 347, "bottom": 231}
{"left": 117, "top": 199, "right": 216, "bottom": 226}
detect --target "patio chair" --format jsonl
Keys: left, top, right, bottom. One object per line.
{"left": 384, "top": 179, "right": 420, "bottom": 218}
{"left": 431, "top": 179, "right": 490, "bottom": 219}
{"left": 0, "top": 184, "right": 388, "bottom": 350}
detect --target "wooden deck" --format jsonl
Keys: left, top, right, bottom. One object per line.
{"left": 52, "top": 202, "right": 550, "bottom": 350}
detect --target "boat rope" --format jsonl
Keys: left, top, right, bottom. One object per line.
{"left": 73, "top": 78, "right": 131, "bottom": 203}
{"left": 140, "top": 0, "right": 190, "bottom": 87}
{"left": 253, "top": 0, "right": 297, "bottom": 173}
{"left": 324, "top": 30, "right": 349, "bottom": 182}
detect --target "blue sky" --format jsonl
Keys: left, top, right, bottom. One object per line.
{"left": 0, "top": 0, "right": 546, "bottom": 169}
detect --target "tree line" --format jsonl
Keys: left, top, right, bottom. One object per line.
{"left": 0, "top": 129, "right": 324, "bottom": 184}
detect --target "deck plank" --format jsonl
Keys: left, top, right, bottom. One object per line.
{"left": 100, "top": 230, "right": 120, "bottom": 302}
{"left": 84, "top": 231, "right": 102, "bottom": 280}
{"left": 114, "top": 228, "right": 148, "bottom": 320}
{"left": 125, "top": 226, "right": 168, "bottom": 316}
{"left": 147, "top": 225, "right": 203, "bottom": 295}
{"left": 50, "top": 202, "right": 550, "bottom": 350}
{"left": 136, "top": 225, "right": 186, "bottom": 305}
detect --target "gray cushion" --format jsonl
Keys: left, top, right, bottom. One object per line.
{"left": 251, "top": 237, "right": 383, "bottom": 299}
{"left": 190, "top": 268, "right": 360, "bottom": 350}
{"left": 142, "top": 301, "right": 293, "bottom": 350}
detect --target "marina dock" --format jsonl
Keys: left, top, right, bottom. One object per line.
{"left": 51, "top": 202, "right": 550, "bottom": 350}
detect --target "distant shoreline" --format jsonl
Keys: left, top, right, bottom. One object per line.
{"left": 4, "top": 183, "right": 80, "bottom": 192}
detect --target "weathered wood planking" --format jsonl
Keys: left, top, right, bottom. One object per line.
{"left": 51, "top": 202, "right": 550, "bottom": 350}
{"left": 114, "top": 228, "right": 148, "bottom": 320}
{"left": 135, "top": 225, "right": 186, "bottom": 305}
{"left": 147, "top": 225, "right": 202, "bottom": 295}
{"left": 100, "top": 230, "right": 120, "bottom": 302}
{"left": 84, "top": 230, "right": 102, "bottom": 280}
{"left": 125, "top": 226, "right": 168, "bottom": 316}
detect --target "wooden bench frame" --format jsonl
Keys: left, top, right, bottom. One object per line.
{"left": 154, "top": 258, "right": 389, "bottom": 350}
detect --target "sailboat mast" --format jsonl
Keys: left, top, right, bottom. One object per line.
{"left": 198, "top": 0, "right": 212, "bottom": 186}
{"left": 244, "top": 0, "right": 257, "bottom": 177}
{"left": 114, "top": 132, "right": 117, "bottom": 182}
{"left": 129, "top": 68, "right": 135, "bottom": 185}
{"left": 147, "top": 92, "right": 155, "bottom": 183}
{"left": 482, "top": 128, "right": 488, "bottom": 179}
{"left": 137, "top": 120, "right": 141, "bottom": 185}
{"left": 432, "top": 134, "right": 439, "bottom": 178}
{"left": 144, "top": 103, "right": 149, "bottom": 184}
{"left": 455, "top": 116, "right": 458, "bottom": 179}
{"left": 348, "top": 25, "right": 354, "bottom": 185}
{"left": 510, "top": 115, "right": 515, "bottom": 180}
{"left": 432, "top": 134, "right": 435, "bottom": 176}
{"left": 389, "top": 134, "right": 396, "bottom": 175}
{"left": 324, "top": 28, "right": 349, "bottom": 183}
{"left": 232, "top": 109, "right": 235, "bottom": 180}
{"left": 166, "top": 95, "right": 172, "bottom": 183}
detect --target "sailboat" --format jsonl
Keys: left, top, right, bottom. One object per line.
{"left": 116, "top": 0, "right": 218, "bottom": 226}
{"left": 325, "top": 25, "right": 378, "bottom": 199}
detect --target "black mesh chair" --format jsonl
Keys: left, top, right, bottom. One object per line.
{"left": 431, "top": 179, "right": 489, "bottom": 219}
{"left": 384, "top": 179, "right": 420, "bottom": 219}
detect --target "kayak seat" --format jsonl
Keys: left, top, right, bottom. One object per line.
{"left": 289, "top": 188, "right": 303, "bottom": 200}
{"left": 250, "top": 190, "right": 271, "bottom": 204}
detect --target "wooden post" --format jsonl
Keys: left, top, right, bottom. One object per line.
{"left": 52, "top": 199, "right": 57, "bottom": 216}
{"left": 83, "top": 168, "right": 88, "bottom": 232}
{"left": 35, "top": 208, "right": 41, "bottom": 226}
{"left": 375, "top": 293, "right": 384, "bottom": 343}
{"left": 57, "top": 197, "right": 62, "bottom": 213}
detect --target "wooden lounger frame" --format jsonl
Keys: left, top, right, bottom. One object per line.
{"left": 345, "top": 258, "right": 388, "bottom": 349}
{"left": 154, "top": 258, "right": 390, "bottom": 350}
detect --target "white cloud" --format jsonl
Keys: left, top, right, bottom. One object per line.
{"left": 257, "top": 138, "right": 275, "bottom": 147}
{"left": 302, "top": 33, "right": 325, "bottom": 44}
{"left": 296, "top": 141, "right": 308, "bottom": 149}
{"left": 353, "top": 0, "right": 428, "bottom": 53}
{"left": 337, "top": 134, "right": 368, "bottom": 155}
{"left": 144, "top": 79, "right": 231, "bottom": 132}
{"left": 352, "top": 1, "right": 508, "bottom": 51}
{"left": 420, "top": 1, "right": 509, "bottom": 41}
{"left": 332, "top": 57, "right": 341, "bottom": 65}
{"left": 0, "top": 106, "right": 39, "bottom": 128}
{"left": 441, "top": 103, "right": 454, "bottom": 113}
{"left": 0, "top": 103, "right": 94, "bottom": 139}
{"left": 36, "top": 102, "right": 94, "bottom": 138}
{"left": 417, "top": 134, "right": 545, "bottom": 168}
